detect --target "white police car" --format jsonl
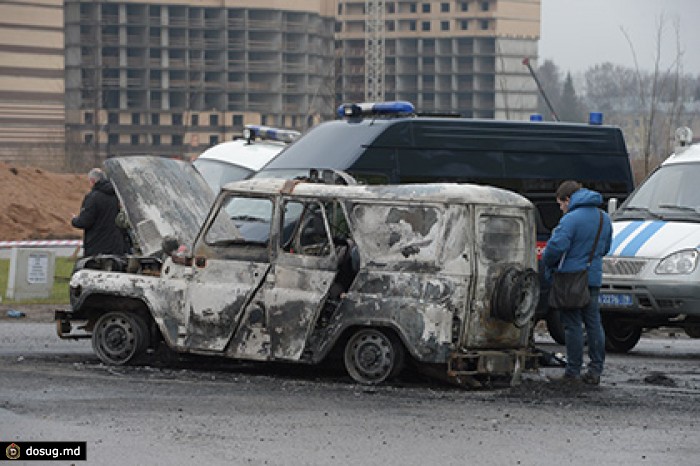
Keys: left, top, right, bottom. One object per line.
{"left": 601, "top": 128, "right": 700, "bottom": 352}
{"left": 193, "top": 125, "right": 300, "bottom": 193}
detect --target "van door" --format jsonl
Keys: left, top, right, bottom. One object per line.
{"left": 237, "top": 199, "right": 344, "bottom": 361}
{"left": 183, "top": 195, "right": 274, "bottom": 353}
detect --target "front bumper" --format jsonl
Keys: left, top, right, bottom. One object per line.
{"left": 600, "top": 278, "right": 700, "bottom": 316}
{"left": 55, "top": 309, "right": 91, "bottom": 340}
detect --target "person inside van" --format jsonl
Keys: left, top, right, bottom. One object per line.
{"left": 542, "top": 180, "right": 612, "bottom": 385}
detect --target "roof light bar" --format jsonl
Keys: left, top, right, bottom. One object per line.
{"left": 337, "top": 101, "right": 415, "bottom": 119}
{"left": 243, "top": 125, "right": 301, "bottom": 144}
{"left": 589, "top": 112, "right": 604, "bottom": 125}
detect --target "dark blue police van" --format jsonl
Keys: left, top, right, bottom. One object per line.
{"left": 254, "top": 101, "right": 635, "bottom": 343}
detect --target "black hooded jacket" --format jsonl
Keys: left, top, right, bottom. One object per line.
{"left": 71, "top": 178, "right": 127, "bottom": 256}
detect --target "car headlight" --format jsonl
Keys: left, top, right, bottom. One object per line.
{"left": 655, "top": 249, "right": 699, "bottom": 275}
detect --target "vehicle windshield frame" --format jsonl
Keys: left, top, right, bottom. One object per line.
{"left": 615, "top": 162, "right": 700, "bottom": 221}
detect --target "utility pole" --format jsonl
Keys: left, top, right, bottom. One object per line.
{"left": 365, "top": 0, "right": 385, "bottom": 102}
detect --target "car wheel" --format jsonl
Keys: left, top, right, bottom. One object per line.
{"left": 546, "top": 310, "right": 566, "bottom": 345}
{"left": 603, "top": 317, "right": 641, "bottom": 353}
{"left": 92, "top": 311, "right": 150, "bottom": 365}
{"left": 343, "top": 328, "right": 405, "bottom": 385}
{"left": 491, "top": 268, "right": 539, "bottom": 328}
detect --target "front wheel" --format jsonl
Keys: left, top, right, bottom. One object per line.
{"left": 603, "top": 317, "right": 641, "bottom": 353}
{"left": 92, "top": 312, "right": 150, "bottom": 365}
{"left": 343, "top": 328, "right": 405, "bottom": 385}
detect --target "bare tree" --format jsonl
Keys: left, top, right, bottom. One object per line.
{"left": 621, "top": 14, "right": 683, "bottom": 175}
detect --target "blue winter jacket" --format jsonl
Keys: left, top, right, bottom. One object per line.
{"left": 542, "top": 188, "right": 613, "bottom": 287}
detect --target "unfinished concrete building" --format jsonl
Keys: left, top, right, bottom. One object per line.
{"left": 64, "top": 0, "right": 336, "bottom": 161}
{"left": 0, "top": 0, "right": 65, "bottom": 170}
{"left": 335, "top": 0, "right": 540, "bottom": 119}
{"left": 4, "top": 0, "right": 540, "bottom": 167}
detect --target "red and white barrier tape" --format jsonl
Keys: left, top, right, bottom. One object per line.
{"left": 0, "top": 240, "right": 82, "bottom": 249}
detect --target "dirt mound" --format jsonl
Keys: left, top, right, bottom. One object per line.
{"left": 0, "top": 162, "right": 86, "bottom": 241}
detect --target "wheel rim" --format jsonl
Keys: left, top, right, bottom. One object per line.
{"left": 93, "top": 313, "right": 141, "bottom": 365}
{"left": 344, "top": 329, "right": 396, "bottom": 384}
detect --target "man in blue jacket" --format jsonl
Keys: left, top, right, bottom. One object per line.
{"left": 543, "top": 180, "right": 613, "bottom": 385}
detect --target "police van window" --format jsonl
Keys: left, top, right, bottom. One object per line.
{"left": 204, "top": 195, "right": 272, "bottom": 246}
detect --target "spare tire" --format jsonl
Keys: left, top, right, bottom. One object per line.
{"left": 491, "top": 268, "right": 540, "bottom": 327}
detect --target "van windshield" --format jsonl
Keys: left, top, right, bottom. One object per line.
{"left": 262, "top": 120, "right": 391, "bottom": 170}
{"left": 617, "top": 163, "right": 700, "bottom": 221}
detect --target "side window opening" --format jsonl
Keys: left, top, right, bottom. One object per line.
{"left": 281, "top": 199, "right": 359, "bottom": 296}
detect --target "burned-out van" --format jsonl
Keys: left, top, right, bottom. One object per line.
{"left": 256, "top": 101, "right": 635, "bottom": 344}
{"left": 56, "top": 156, "right": 539, "bottom": 386}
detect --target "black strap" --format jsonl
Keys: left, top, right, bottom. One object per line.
{"left": 587, "top": 210, "right": 604, "bottom": 266}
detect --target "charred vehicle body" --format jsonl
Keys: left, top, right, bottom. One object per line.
{"left": 255, "top": 101, "right": 634, "bottom": 345}
{"left": 57, "top": 156, "right": 539, "bottom": 386}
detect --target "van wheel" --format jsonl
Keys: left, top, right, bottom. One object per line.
{"left": 603, "top": 317, "right": 641, "bottom": 353}
{"left": 92, "top": 312, "right": 150, "bottom": 365}
{"left": 546, "top": 310, "right": 566, "bottom": 345}
{"left": 344, "top": 329, "right": 405, "bottom": 385}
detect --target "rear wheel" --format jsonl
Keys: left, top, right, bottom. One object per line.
{"left": 92, "top": 311, "right": 150, "bottom": 365}
{"left": 343, "top": 328, "right": 405, "bottom": 385}
{"left": 603, "top": 317, "right": 641, "bottom": 353}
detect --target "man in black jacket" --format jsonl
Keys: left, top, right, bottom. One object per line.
{"left": 71, "top": 168, "right": 127, "bottom": 257}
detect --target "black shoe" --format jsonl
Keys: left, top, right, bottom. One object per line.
{"left": 581, "top": 372, "right": 601, "bottom": 385}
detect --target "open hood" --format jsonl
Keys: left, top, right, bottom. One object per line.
{"left": 104, "top": 156, "right": 238, "bottom": 256}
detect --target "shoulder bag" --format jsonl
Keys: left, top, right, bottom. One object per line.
{"left": 548, "top": 210, "right": 603, "bottom": 310}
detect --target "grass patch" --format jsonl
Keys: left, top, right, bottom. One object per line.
{"left": 0, "top": 256, "right": 74, "bottom": 305}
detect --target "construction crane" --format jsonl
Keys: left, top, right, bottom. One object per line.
{"left": 365, "top": 0, "right": 385, "bottom": 101}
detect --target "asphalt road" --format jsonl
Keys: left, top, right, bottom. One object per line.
{"left": 1, "top": 322, "right": 699, "bottom": 466}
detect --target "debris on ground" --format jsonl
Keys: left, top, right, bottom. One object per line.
{"left": 643, "top": 372, "right": 677, "bottom": 387}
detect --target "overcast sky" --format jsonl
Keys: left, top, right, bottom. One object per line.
{"left": 539, "top": 0, "right": 700, "bottom": 76}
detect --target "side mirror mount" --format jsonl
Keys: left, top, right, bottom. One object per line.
{"left": 608, "top": 198, "right": 618, "bottom": 215}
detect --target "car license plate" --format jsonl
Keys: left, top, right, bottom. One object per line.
{"left": 599, "top": 293, "right": 633, "bottom": 307}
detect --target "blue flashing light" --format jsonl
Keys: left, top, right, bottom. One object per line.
{"left": 589, "top": 112, "right": 604, "bottom": 125}
{"left": 529, "top": 114, "right": 543, "bottom": 122}
{"left": 244, "top": 125, "right": 300, "bottom": 144}
{"left": 337, "top": 101, "right": 415, "bottom": 119}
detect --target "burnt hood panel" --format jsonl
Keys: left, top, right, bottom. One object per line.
{"left": 104, "top": 156, "right": 220, "bottom": 256}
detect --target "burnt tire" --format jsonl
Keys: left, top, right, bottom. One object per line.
{"left": 546, "top": 309, "right": 567, "bottom": 345}
{"left": 603, "top": 317, "right": 641, "bottom": 353}
{"left": 344, "top": 328, "right": 405, "bottom": 385}
{"left": 491, "top": 268, "right": 539, "bottom": 328}
{"left": 92, "top": 311, "right": 150, "bottom": 365}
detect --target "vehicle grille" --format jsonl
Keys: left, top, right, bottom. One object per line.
{"left": 602, "top": 257, "right": 648, "bottom": 276}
